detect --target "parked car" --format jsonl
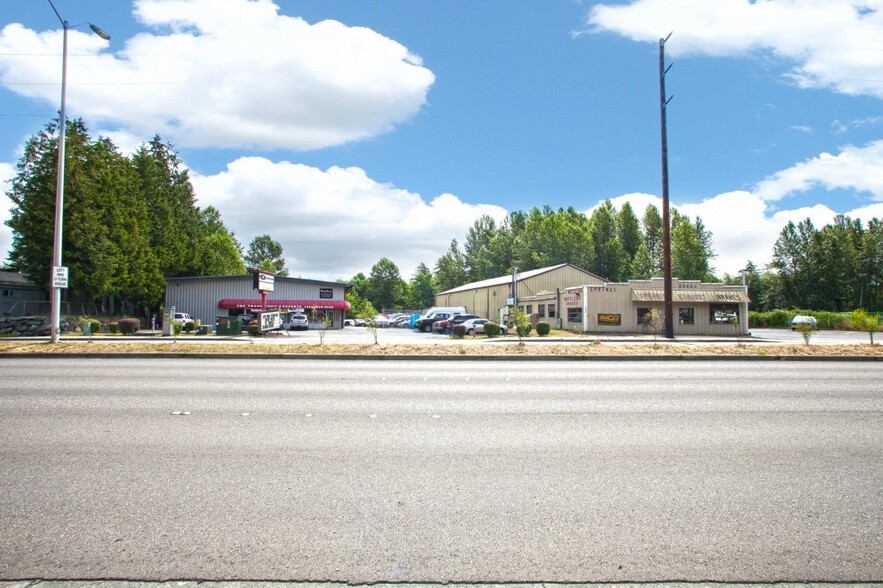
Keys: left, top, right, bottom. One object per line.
{"left": 353, "top": 318, "right": 367, "bottom": 327}
{"left": 392, "top": 315, "right": 412, "bottom": 328}
{"left": 790, "top": 315, "right": 818, "bottom": 330}
{"left": 284, "top": 312, "right": 309, "bottom": 331}
{"left": 172, "top": 312, "right": 193, "bottom": 325}
{"left": 369, "top": 315, "right": 392, "bottom": 327}
{"left": 448, "top": 314, "right": 481, "bottom": 332}
{"left": 414, "top": 311, "right": 455, "bottom": 332}
{"left": 460, "top": 318, "right": 507, "bottom": 336}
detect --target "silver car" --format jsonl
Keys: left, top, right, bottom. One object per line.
{"left": 790, "top": 315, "right": 818, "bottom": 330}
{"left": 460, "top": 318, "right": 507, "bottom": 336}
{"left": 285, "top": 312, "right": 309, "bottom": 331}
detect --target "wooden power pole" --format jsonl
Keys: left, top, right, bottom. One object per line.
{"left": 659, "top": 34, "right": 675, "bottom": 339}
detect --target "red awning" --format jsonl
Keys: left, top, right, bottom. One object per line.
{"left": 218, "top": 299, "right": 351, "bottom": 310}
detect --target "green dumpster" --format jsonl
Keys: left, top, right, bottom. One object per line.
{"left": 215, "top": 316, "right": 242, "bottom": 335}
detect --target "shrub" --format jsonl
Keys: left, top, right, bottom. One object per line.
{"left": 247, "top": 323, "right": 260, "bottom": 336}
{"left": 483, "top": 322, "right": 501, "bottom": 337}
{"left": 172, "top": 321, "right": 183, "bottom": 336}
{"left": 108, "top": 322, "right": 120, "bottom": 334}
{"left": 536, "top": 321, "right": 551, "bottom": 336}
{"left": 452, "top": 325, "right": 466, "bottom": 339}
{"left": 182, "top": 320, "right": 196, "bottom": 333}
{"left": 516, "top": 323, "right": 532, "bottom": 338}
{"left": 119, "top": 318, "right": 141, "bottom": 335}
{"left": 77, "top": 316, "right": 101, "bottom": 335}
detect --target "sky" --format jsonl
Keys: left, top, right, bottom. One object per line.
{"left": 2, "top": 0, "right": 883, "bottom": 283}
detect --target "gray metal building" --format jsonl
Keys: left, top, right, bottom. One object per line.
{"left": 164, "top": 274, "right": 351, "bottom": 329}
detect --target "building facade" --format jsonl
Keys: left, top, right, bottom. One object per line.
{"left": 435, "top": 264, "right": 606, "bottom": 325}
{"left": 564, "top": 277, "right": 750, "bottom": 335}
{"left": 0, "top": 272, "right": 48, "bottom": 317}
{"left": 164, "top": 274, "right": 351, "bottom": 329}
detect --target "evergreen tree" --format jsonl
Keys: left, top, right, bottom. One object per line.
{"left": 244, "top": 234, "right": 287, "bottom": 276}
{"left": 407, "top": 262, "right": 436, "bottom": 309}
{"left": 464, "top": 215, "right": 498, "bottom": 281}
{"left": 641, "top": 204, "right": 664, "bottom": 276}
{"left": 132, "top": 136, "right": 200, "bottom": 277}
{"left": 630, "top": 242, "right": 655, "bottom": 279}
{"left": 589, "top": 200, "right": 627, "bottom": 281}
{"left": 670, "top": 210, "right": 711, "bottom": 281}
{"left": 194, "top": 207, "right": 246, "bottom": 276}
{"left": 368, "top": 257, "right": 406, "bottom": 311}
{"left": 434, "top": 240, "right": 468, "bottom": 292}
{"left": 616, "top": 201, "right": 643, "bottom": 267}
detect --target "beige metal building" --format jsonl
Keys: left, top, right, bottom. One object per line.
{"left": 434, "top": 264, "right": 606, "bottom": 325}
{"left": 564, "top": 277, "right": 750, "bottom": 335}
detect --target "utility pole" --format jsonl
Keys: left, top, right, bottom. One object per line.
{"left": 659, "top": 33, "right": 674, "bottom": 339}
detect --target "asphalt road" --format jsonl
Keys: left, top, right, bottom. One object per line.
{"left": 1, "top": 358, "right": 881, "bottom": 584}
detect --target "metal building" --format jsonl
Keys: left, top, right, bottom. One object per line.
{"left": 164, "top": 274, "right": 351, "bottom": 329}
{"left": 434, "top": 264, "right": 606, "bottom": 325}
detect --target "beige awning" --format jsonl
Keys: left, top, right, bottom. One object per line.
{"left": 632, "top": 289, "right": 750, "bottom": 303}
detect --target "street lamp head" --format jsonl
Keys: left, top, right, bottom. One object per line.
{"left": 88, "top": 23, "right": 111, "bottom": 41}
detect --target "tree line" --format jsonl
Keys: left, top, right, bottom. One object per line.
{"left": 345, "top": 202, "right": 717, "bottom": 313}
{"left": 3, "top": 119, "right": 288, "bottom": 315}
{"left": 725, "top": 216, "right": 883, "bottom": 313}
{"left": 5, "top": 120, "right": 880, "bottom": 318}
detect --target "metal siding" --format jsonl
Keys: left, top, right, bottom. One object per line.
{"left": 165, "top": 276, "right": 349, "bottom": 327}
{"left": 436, "top": 265, "right": 602, "bottom": 320}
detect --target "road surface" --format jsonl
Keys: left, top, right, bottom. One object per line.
{"left": 1, "top": 358, "right": 881, "bottom": 583}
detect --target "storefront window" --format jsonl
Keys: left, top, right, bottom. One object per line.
{"left": 710, "top": 304, "right": 739, "bottom": 324}
{"left": 679, "top": 307, "right": 694, "bottom": 325}
{"left": 567, "top": 307, "right": 581, "bottom": 323}
{"left": 637, "top": 307, "right": 652, "bottom": 326}
{"left": 538, "top": 304, "right": 546, "bottom": 317}
{"left": 548, "top": 304, "right": 556, "bottom": 318}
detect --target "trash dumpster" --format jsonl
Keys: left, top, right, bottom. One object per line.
{"left": 215, "top": 316, "right": 242, "bottom": 335}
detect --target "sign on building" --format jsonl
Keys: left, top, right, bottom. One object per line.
{"left": 319, "top": 287, "right": 333, "bottom": 299}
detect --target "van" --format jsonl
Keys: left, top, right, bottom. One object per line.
{"left": 414, "top": 306, "right": 467, "bottom": 332}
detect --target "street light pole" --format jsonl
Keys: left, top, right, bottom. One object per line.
{"left": 46, "top": 0, "right": 110, "bottom": 342}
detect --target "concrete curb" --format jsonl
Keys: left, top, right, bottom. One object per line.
{"left": 0, "top": 352, "right": 880, "bottom": 361}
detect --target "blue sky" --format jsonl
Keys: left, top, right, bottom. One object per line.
{"left": 2, "top": 0, "right": 883, "bottom": 282}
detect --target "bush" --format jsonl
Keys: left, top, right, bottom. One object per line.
{"left": 247, "top": 323, "right": 260, "bottom": 336}
{"left": 182, "top": 320, "right": 196, "bottom": 333}
{"left": 452, "top": 325, "right": 466, "bottom": 339}
{"left": 172, "top": 321, "right": 183, "bottom": 336}
{"left": 118, "top": 318, "right": 141, "bottom": 335}
{"left": 536, "top": 321, "right": 551, "bottom": 336}
{"left": 108, "top": 322, "right": 120, "bottom": 334}
{"left": 516, "top": 323, "right": 532, "bottom": 338}
{"left": 483, "top": 322, "right": 501, "bottom": 337}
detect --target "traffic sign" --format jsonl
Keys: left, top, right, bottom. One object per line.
{"left": 52, "top": 266, "right": 68, "bottom": 288}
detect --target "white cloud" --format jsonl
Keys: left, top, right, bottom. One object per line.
{"left": 754, "top": 140, "right": 883, "bottom": 201}
{"left": 0, "top": 0, "right": 434, "bottom": 151}
{"left": 191, "top": 157, "right": 507, "bottom": 281}
{"left": 0, "top": 162, "right": 15, "bottom": 266}
{"left": 588, "top": 0, "right": 883, "bottom": 98}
